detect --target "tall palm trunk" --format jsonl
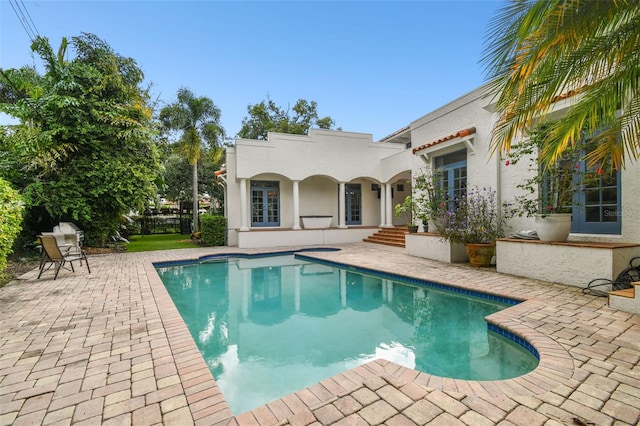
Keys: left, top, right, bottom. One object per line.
{"left": 192, "top": 162, "right": 198, "bottom": 232}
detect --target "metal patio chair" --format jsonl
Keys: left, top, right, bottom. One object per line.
{"left": 37, "top": 234, "right": 91, "bottom": 280}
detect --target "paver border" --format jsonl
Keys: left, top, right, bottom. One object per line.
{"left": 144, "top": 249, "right": 577, "bottom": 423}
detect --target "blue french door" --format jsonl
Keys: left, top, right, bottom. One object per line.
{"left": 435, "top": 149, "right": 467, "bottom": 209}
{"left": 345, "top": 184, "right": 362, "bottom": 225}
{"left": 251, "top": 181, "right": 280, "bottom": 227}
{"left": 572, "top": 164, "right": 621, "bottom": 234}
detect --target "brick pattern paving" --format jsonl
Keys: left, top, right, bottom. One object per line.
{"left": 1, "top": 244, "right": 638, "bottom": 425}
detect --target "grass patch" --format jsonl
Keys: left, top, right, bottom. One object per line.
{"left": 126, "top": 234, "right": 199, "bottom": 252}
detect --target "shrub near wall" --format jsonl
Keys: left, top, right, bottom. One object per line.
{"left": 200, "top": 214, "right": 226, "bottom": 246}
{"left": 0, "top": 178, "right": 24, "bottom": 271}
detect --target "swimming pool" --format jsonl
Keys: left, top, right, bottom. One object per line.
{"left": 155, "top": 252, "right": 539, "bottom": 414}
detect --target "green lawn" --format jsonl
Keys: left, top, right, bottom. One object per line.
{"left": 126, "top": 234, "right": 199, "bottom": 252}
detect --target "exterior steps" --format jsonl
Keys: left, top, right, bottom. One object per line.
{"left": 363, "top": 226, "right": 408, "bottom": 248}
{"left": 608, "top": 281, "right": 640, "bottom": 315}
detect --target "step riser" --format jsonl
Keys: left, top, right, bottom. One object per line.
{"left": 363, "top": 227, "right": 408, "bottom": 248}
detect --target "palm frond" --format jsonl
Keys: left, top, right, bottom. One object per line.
{"left": 483, "top": 0, "right": 640, "bottom": 169}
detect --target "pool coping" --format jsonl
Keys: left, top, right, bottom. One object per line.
{"left": 145, "top": 248, "right": 575, "bottom": 423}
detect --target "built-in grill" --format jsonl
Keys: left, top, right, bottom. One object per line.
{"left": 42, "top": 222, "right": 84, "bottom": 254}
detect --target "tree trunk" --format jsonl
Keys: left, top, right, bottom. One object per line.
{"left": 192, "top": 162, "right": 198, "bottom": 232}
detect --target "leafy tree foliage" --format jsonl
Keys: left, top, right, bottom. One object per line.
{"left": 237, "top": 98, "right": 336, "bottom": 140}
{"left": 0, "top": 34, "right": 162, "bottom": 246}
{"left": 483, "top": 0, "right": 640, "bottom": 170}
{"left": 160, "top": 88, "right": 224, "bottom": 231}
{"left": 0, "top": 178, "right": 23, "bottom": 271}
{"left": 160, "top": 151, "right": 224, "bottom": 213}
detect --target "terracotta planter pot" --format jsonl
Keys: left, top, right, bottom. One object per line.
{"left": 465, "top": 243, "right": 496, "bottom": 267}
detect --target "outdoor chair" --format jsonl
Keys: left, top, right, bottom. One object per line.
{"left": 37, "top": 234, "right": 91, "bottom": 280}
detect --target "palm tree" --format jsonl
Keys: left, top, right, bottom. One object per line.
{"left": 482, "top": 0, "right": 640, "bottom": 170}
{"left": 160, "top": 88, "right": 224, "bottom": 231}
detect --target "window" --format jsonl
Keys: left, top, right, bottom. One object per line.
{"left": 251, "top": 181, "right": 280, "bottom": 227}
{"left": 572, "top": 162, "right": 621, "bottom": 234}
{"left": 538, "top": 140, "right": 621, "bottom": 235}
{"left": 434, "top": 149, "right": 467, "bottom": 209}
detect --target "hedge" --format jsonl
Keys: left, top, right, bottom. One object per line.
{"left": 0, "top": 178, "right": 24, "bottom": 271}
{"left": 200, "top": 214, "right": 226, "bottom": 246}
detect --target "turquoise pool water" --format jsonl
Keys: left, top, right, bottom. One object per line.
{"left": 156, "top": 254, "right": 538, "bottom": 414}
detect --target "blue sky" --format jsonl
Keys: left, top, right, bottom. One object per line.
{"left": 1, "top": 0, "right": 502, "bottom": 141}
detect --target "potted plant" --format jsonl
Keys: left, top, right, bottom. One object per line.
{"left": 412, "top": 170, "right": 446, "bottom": 233}
{"left": 503, "top": 122, "right": 583, "bottom": 241}
{"left": 430, "top": 186, "right": 507, "bottom": 266}
{"left": 461, "top": 187, "right": 507, "bottom": 266}
{"left": 394, "top": 195, "right": 419, "bottom": 233}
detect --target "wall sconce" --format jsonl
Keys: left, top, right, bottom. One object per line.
{"left": 397, "top": 184, "right": 405, "bottom": 192}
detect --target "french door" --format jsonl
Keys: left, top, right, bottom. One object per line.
{"left": 345, "top": 184, "right": 361, "bottom": 225}
{"left": 251, "top": 181, "right": 280, "bottom": 227}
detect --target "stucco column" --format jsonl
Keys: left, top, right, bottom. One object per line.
{"left": 338, "top": 182, "right": 347, "bottom": 228}
{"left": 292, "top": 180, "right": 301, "bottom": 230}
{"left": 385, "top": 182, "right": 394, "bottom": 227}
{"left": 239, "top": 179, "right": 249, "bottom": 231}
{"left": 379, "top": 184, "right": 386, "bottom": 227}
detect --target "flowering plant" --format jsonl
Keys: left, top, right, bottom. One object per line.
{"left": 459, "top": 187, "right": 507, "bottom": 243}
{"left": 503, "top": 122, "right": 588, "bottom": 218}
{"left": 411, "top": 170, "right": 443, "bottom": 231}
{"left": 415, "top": 180, "right": 506, "bottom": 244}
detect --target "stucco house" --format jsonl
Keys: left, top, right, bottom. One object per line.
{"left": 218, "top": 84, "right": 640, "bottom": 300}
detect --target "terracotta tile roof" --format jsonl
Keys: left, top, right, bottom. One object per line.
{"left": 214, "top": 165, "right": 226, "bottom": 183}
{"left": 551, "top": 89, "right": 580, "bottom": 103}
{"left": 412, "top": 127, "right": 476, "bottom": 154}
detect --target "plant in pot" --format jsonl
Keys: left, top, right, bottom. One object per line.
{"left": 412, "top": 170, "right": 445, "bottom": 233}
{"left": 503, "top": 122, "right": 586, "bottom": 242}
{"left": 430, "top": 186, "right": 506, "bottom": 267}
{"left": 394, "top": 195, "right": 419, "bottom": 233}
{"left": 460, "top": 187, "right": 507, "bottom": 266}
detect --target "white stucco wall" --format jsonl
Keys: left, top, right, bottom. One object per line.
{"left": 224, "top": 85, "right": 639, "bottom": 249}
{"left": 409, "top": 86, "right": 499, "bottom": 193}
{"left": 618, "top": 165, "right": 640, "bottom": 244}
{"left": 224, "top": 129, "right": 413, "bottom": 244}
{"left": 234, "top": 129, "right": 404, "bottom": 182}
{"left": 497, "top": 241, "right": 640, "bottom": 287}
{"left": 299, "top": 177, "right": 337, "bottom": 221}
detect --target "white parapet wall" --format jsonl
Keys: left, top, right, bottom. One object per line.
{"left": 405, "top": 233, "right": 468, "bottom": 263}
{"left": 237, "top": 228, "right": 376, "bottom": 249}
{"left": 496, "top": 239, "right": 640, "bottom": 288}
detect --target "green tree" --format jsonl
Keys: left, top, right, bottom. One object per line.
{"left": 237, "top": 97, "right": 336, "bottom": 140}
{"left": 160, "top": 88, "right": 224, "bottom": 231}
{"left": 0, "top": 34, "right": 162, "bottom": 246}
{"left": 161, "top": 150, "right": 224, "bottom": 213}
{"left": 0, "top": 178, "right": 23, "bottom": 272}
{"left": 482, "top": 0, "right": 640, "bottom": 170}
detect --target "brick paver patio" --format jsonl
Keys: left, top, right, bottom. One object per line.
{"left": 1, "top": 243, "right": 638, "bottom": 425}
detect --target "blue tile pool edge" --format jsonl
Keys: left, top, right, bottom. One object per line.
{"left": 294, "top": 253, "right": 524, "bottom": 306}
{"left": 153, "top": 248, "right": 540, "bottom": 361}
{"left": 294, "top": 254, "right": 540, "bottom": 361}
{"left": 152, "top": 247, "right": 341, "bottom": 268}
